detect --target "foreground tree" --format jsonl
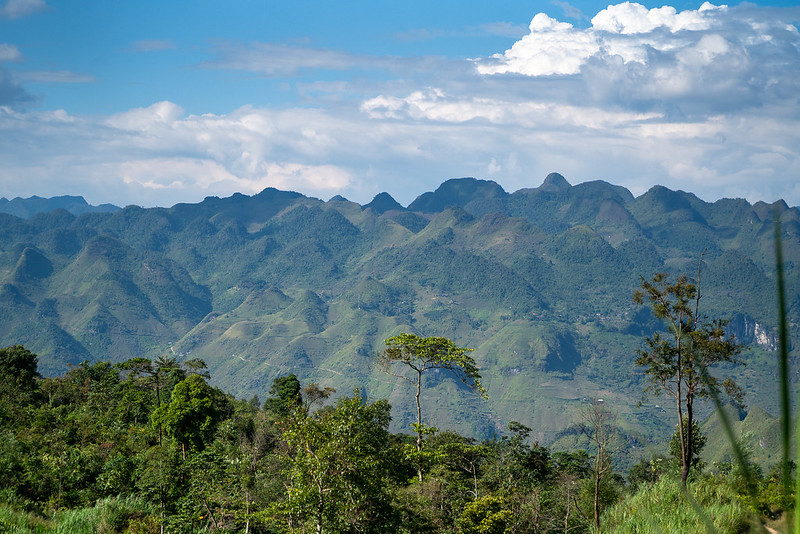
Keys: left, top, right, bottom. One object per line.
{"left": 275, "top": 392, "right": 396, "bottom": 534}
{"left": 580, "top": 400, "right": 617, "bottom": 532}
{"left": 263, "top": 374, "right": 302, "bottom": 418}
{"left": 634, "top": 259, "right": 745, "bottom": 486}
{"left": 151, "top": 374, "right": 220, "bottom": 459}
{"left": 0, "top": 345, "right": 40, "bottom": 424}
{"left": 381, "top": 333, "right": 487, "bottom": 481}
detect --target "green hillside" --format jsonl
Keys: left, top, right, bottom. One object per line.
{"left": 0, "top": 175, "right": 797, "bottom": 451}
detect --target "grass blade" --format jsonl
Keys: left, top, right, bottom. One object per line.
{"left": 699, "top": 365, "right": 759, "bottom": 502}
{"left": 774, "top": 211, "right": 794, "bottom": 533}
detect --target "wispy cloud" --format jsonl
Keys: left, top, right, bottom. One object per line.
{"left": 473, "top": 22, "right": 529, "bottom": 38}
{"left": 393, "top": 28, "right": 447, "bottom": 42}
{"left": 128, "top": 39, "right": 176, "bottom": 53}
{"left": 203, "top": 42, "right": 367, "bottom": 76}
{"left": 551, "top": 0, "right": 584, "bottom": 21}
{"left": 17, "top": 70, "right": 96, "bottom": 83}
{"left": 0, "top": 44, "right": 22, "bottom": 62}
{"left": 0, "top": 0, "right": 46, "bottom": 19}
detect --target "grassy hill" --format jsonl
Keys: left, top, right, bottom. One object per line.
{"left": 0, "top": 175, "right": 797, "bottom": 454}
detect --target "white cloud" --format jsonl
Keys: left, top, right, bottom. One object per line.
{"left": 474, "top": 2, "right": 800, "bottom": 117}
{"left": 0, "top": 2, "right": 798, "bottom": 210}
{"left": 590, "top": 1, "right": 719, "bottom": 34}
{"left": 476, "top": 14, "right": 600, "bottom": 76}
{"left": 361, "top": 88, "right": 661, "bottom": 128}
{"left": 0, "top": 103, "right": 357, "bottom": 207}
{"left": 0, "top": 0, "right": 46, "bottom": 19}
{"left": 107, "top": 101, "right": 185, "bottom": 131}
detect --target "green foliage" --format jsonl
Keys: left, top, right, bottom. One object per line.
{"left": 263, "top": 374, "right": 301, "bottom": 417}
{"left": 274, "top": 392, "right": 397, "bottom": 533}
{"left": 669, "top": 420, "right": 707, "bottom": 473}
{"left": 457, "top": 494, "right": 512, "bottom": 534}
{"left": 0, "top": 342, "right": 795, "bottom": 533}
{"left": 383, "top": 334, "right": 486, "bottom": 400}
{"left": 602, "top": 476, "right": 755, "bottom": 533}
{"left": 382, "top": 333, "right": 486, "bottom": 480}
{"left": 0, "top": 344, "right": 41, "bottom": 423}
{"left": 151, "top": 374, "right": 220, "bottom": 455}
{"left": 634, "top": 268, "right": 745, "bottom": 485}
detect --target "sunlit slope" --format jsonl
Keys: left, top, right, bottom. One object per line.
{"left": 0, "top": 176, "right": 797, "bottom": 444}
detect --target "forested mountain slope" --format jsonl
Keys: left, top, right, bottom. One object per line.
{"left": 0, "top": 174, "right": 797, "bottom": 445}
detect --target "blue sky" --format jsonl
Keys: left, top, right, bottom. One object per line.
{"left": 1, "top": 0, "right": 799, "bottom": 208}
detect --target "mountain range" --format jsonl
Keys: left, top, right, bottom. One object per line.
{"left": 1, "top": 174, "right": 797, "bottom": 452}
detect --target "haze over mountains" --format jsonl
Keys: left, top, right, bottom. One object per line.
{"left": 1, "top": 174, "right": 798, "bottom": 448}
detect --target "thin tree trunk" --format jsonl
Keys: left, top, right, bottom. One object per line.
{"left": 203, "top": 499, "right": 218, "bottom": 530}
{"left": 594, "top": 462, "right": 600, "bottom": 532}
{"left": 683, "top": 397, "right": 694, "bottom": 486}
{"left": 415, "top": 370, "right": 423, "bottom": 482}
{"left": 245, "top": 490, "right": 251, "bottom": 534}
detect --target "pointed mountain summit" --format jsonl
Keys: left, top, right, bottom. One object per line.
{"left": 10, "top": 247, "right": 54, "bottom": 283}
{"left": 538, "top": 172, "right": 571, "bottom": 193}
{"left": 363, "top": 192, "right": 405, "bottom": 214}
{"left": 407, "top": 177, "right": 507, "bottom": 213}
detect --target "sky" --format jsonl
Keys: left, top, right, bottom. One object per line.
{"left": 0, "top": 0, "right": 799, "bottom": 208}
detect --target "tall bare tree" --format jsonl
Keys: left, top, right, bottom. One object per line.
{"left": 634, "top": 255, "right": 745, "bottom": 486}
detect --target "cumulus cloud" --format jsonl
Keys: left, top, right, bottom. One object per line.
{"left": 474, "top": 2, "right": 800, "bottom": 116}
{"left": 354, "top": 3, "right": 800, "bottom": 206}
{"left": 0, "top": 0, "right": 46, "bottom": 19}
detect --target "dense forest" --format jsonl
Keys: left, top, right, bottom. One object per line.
{"left": 0, "top": 341, "right": 791, "bottom": 533}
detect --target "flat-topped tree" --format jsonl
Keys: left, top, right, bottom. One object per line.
{"left": 381, "top": 333, "right": 487, "bottom": 482}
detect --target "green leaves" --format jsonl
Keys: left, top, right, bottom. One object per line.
{"left": 634, "top": 268, "right": 746, "bottom": 486}
{"left": 383, "top": 333, "right": 487, "bottom": 399}
{"left": 274, "top": 392, "right": 396, "bottom": 532}
{"left": 151, "top": 375, "right": 219, "bottom": 455}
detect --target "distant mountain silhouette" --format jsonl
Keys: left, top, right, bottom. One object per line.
{"left": 0, "top": 195, "right": 119, "bottom": 219}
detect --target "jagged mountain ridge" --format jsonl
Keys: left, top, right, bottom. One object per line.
{"left": 0, "top": 175, "right": 797, "bottom": 446}
{"left": 0, "top": 195, "right": 120, "bottom": 219}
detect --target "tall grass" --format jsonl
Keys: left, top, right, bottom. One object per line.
{"left": 602, "top": 476, "right": 754, "bottom": 533}
{"left": 52, "top": 494, "right": 156, "bottom": 534}
{"left": 0, "top": 502, "right": 52, "bottom": 533}
{"left": 0, "top": 494, "right": 157, "bottom": 534}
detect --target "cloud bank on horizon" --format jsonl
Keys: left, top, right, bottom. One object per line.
{"left": 0, "top": 0, "right": 798, "bottom": 208}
